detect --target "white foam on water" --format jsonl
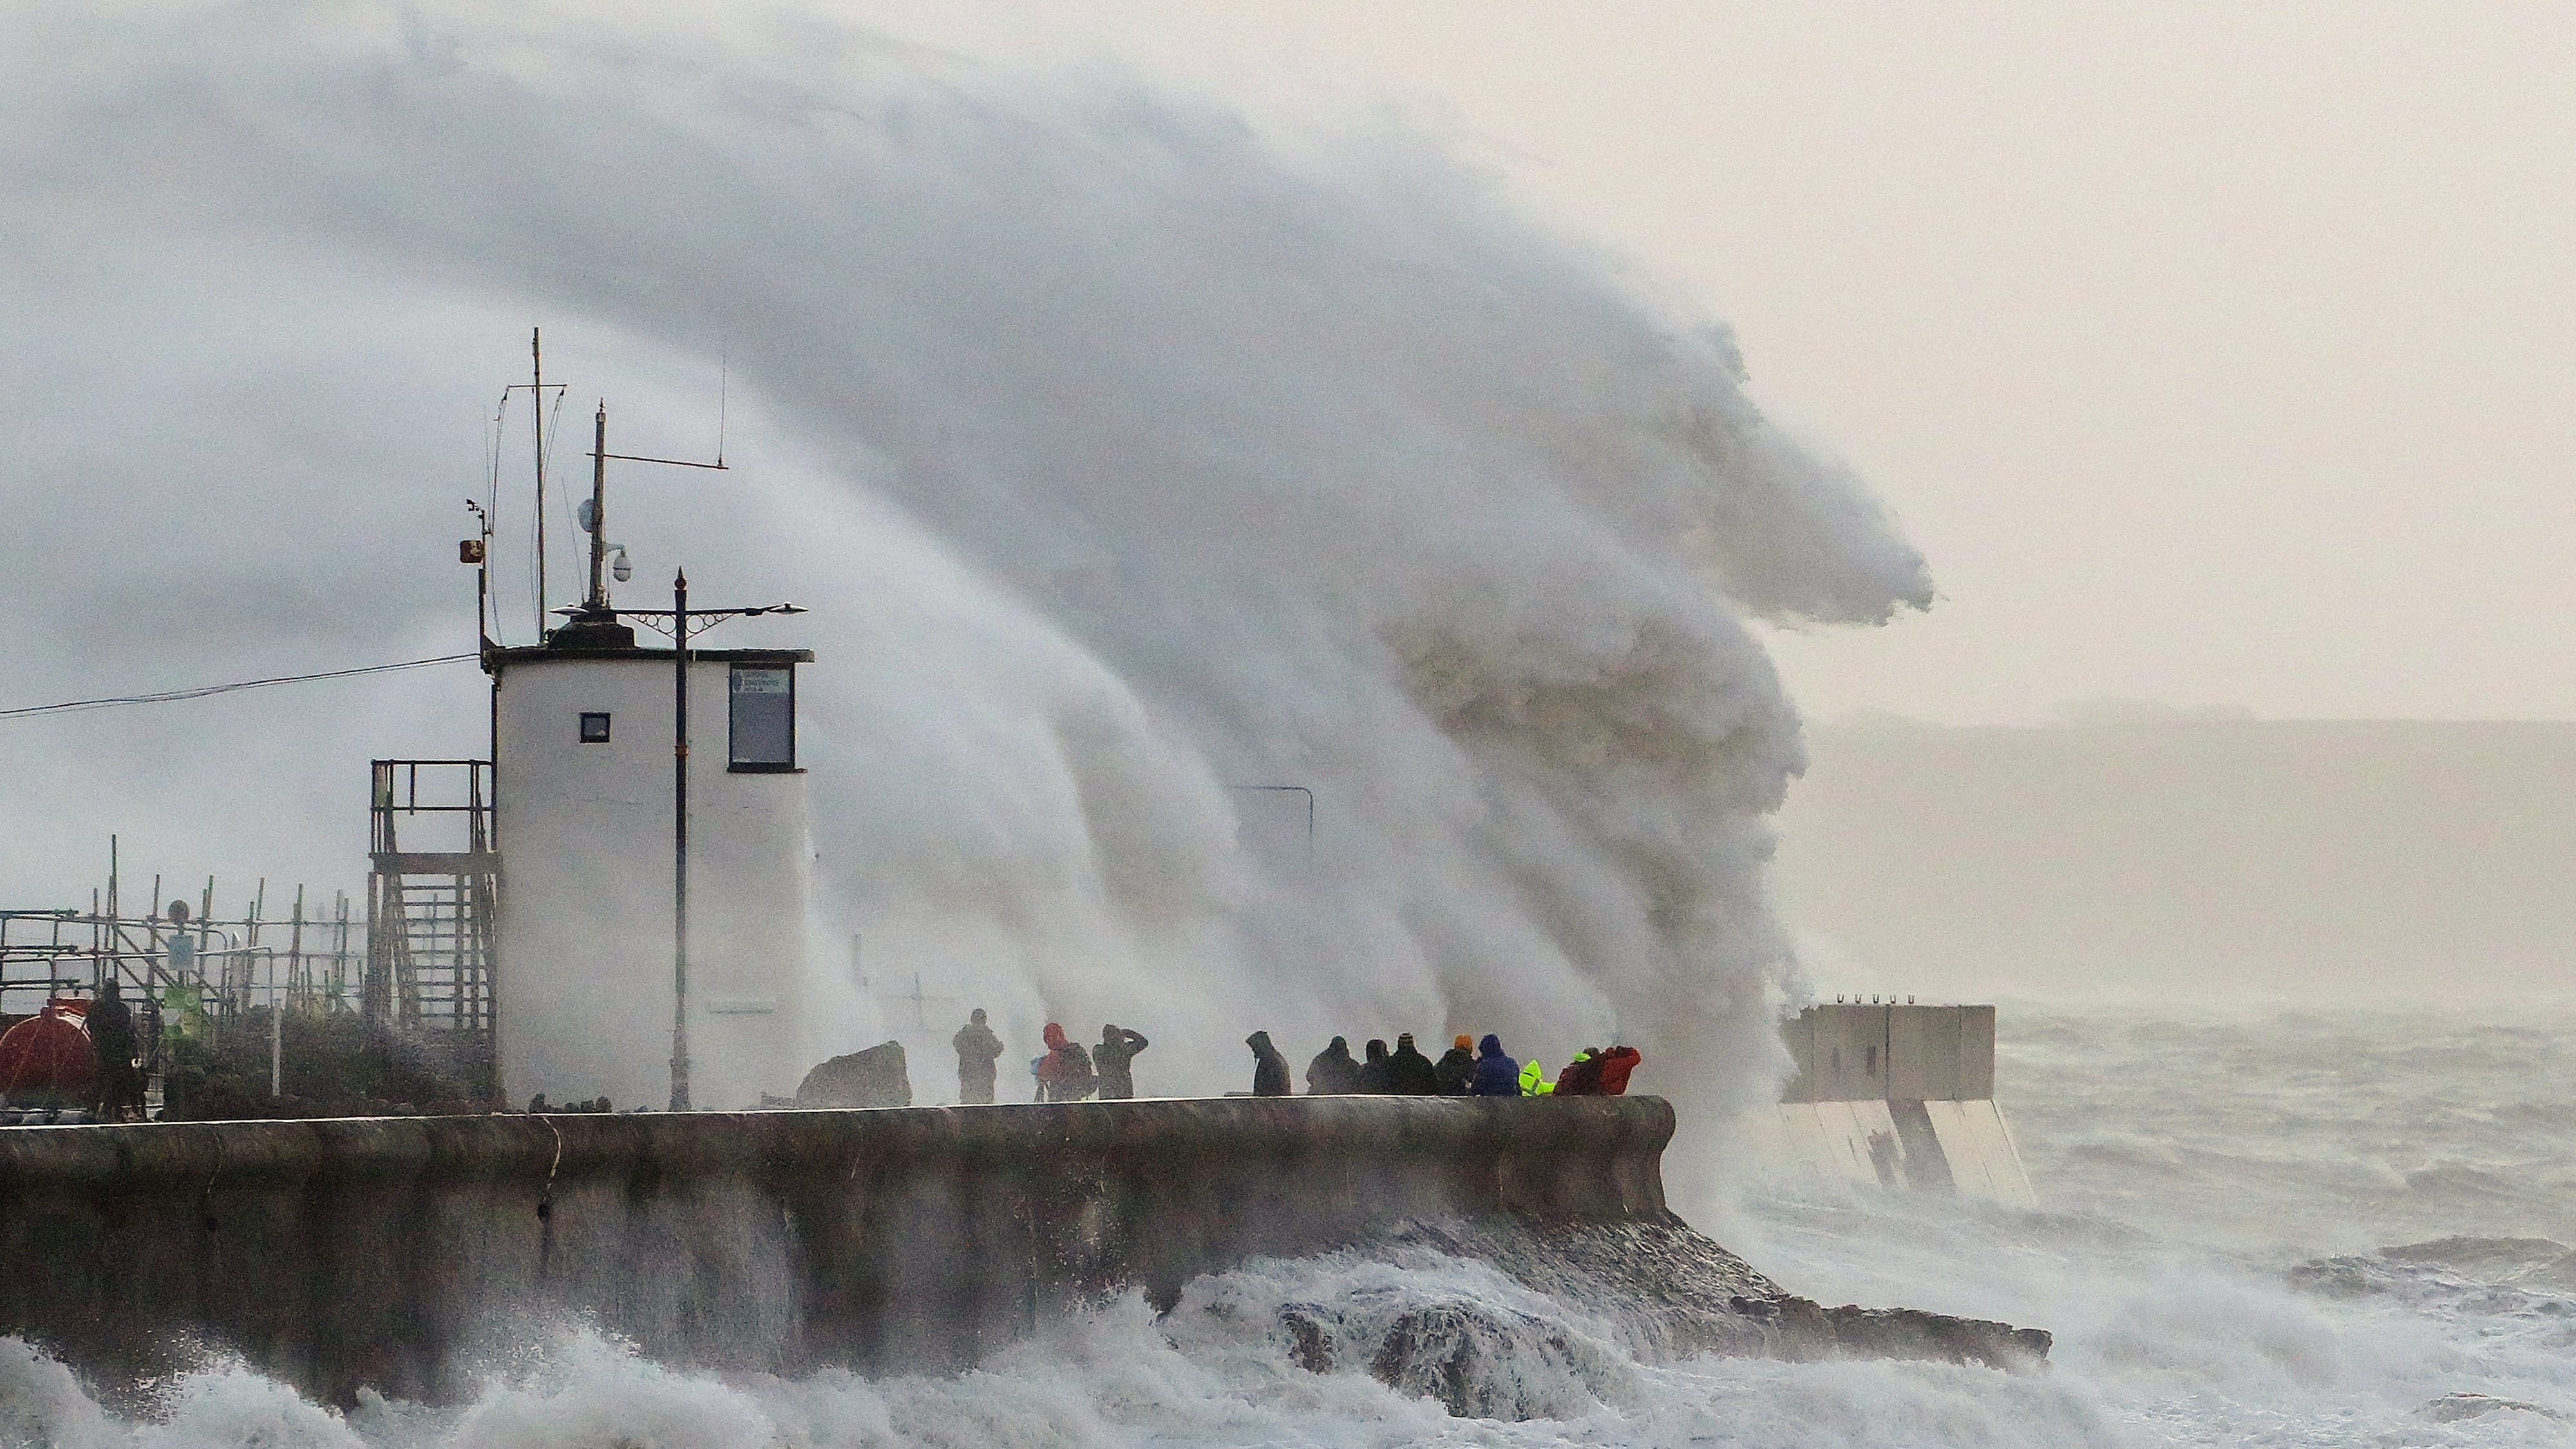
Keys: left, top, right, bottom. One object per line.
{"left": 14, "top": 1007, "right": 2576, "bottom": 1449}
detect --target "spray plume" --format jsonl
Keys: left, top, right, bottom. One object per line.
{"left": 0, "top": 3, "right": 1927, "bottom": 1189}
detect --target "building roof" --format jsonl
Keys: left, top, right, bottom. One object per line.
{"left": 484, "top": 643, "right": 814, "bottom": 671}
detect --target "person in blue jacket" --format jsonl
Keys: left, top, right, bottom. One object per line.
{"left": 1470, "top": 1034, "right": 1521, "bottom": 1096}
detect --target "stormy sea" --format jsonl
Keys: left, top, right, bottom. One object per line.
{"left": 5, "top": 9, "right": 2568, "bottom": 1444}
{"left": 2, "top": 1003, "right": 2568, "bottom": 1448}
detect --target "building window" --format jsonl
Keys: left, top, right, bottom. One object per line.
{"left": 729, "top": 664, "right": 795, "bottom": 771}
{"left": 578, "top": 712, "right": 612, "bottom": 744}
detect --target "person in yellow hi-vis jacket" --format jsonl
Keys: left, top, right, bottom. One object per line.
{"left": 1519, "top": 1057, "right": 1553, "bottom": 1095}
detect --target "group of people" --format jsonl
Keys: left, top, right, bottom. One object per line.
{"left": 949, "top": 1009, "right": 1151, "bottom": 1103}
{"left": 1245, "top": 1031, "right": 1641, "bottom": 1099}
{"left": 950, "top": 1008, "right": 1640, "bottom": 1105}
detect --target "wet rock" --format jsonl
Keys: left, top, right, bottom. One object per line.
{"left": 1367, "top": 1301, "right": 1591, "bottom": 1421}
{"left": 1267, "top": 1213, "right": 2049, "bottom": 1413}
{"left": 1818, "top": 1304, "right": 2052, "bottom": 1371}
{"left": 2423, "top": 1392, "right": 2563, "bottom": 1423}
{"left": 1400, "top": 1215, "right": 2049, "bottom": 1372}
{"left": 793, "top": 1041, "right": 911, "bottom": 1108}
{"left": 1278, "top": 1305, "right": 1333, "bottom": 1374}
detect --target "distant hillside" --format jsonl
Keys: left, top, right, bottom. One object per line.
{"left": 1770, "top": 719, "right": 2576, "bottom": 1001}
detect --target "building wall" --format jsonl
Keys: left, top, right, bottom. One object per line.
{"left": 1795, "top": 1003, "right": 1890, "bottom": 1103}
{"left": 493, "top": 654, "right": 810, "bottom": 1110}
{"left": 1781, "top": 1003, "right": 1993, "bottom": 1105}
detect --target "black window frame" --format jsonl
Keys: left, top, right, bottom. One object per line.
{"left": 578, "top": 711, "right": 612, "bottom": 744}
{"left": 727, "top": 663, "right": 798, "bottom": 773}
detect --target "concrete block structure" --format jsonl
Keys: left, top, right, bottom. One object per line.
{"left": 1762, "top": 1001, "right": 2033, "bottom": 1207}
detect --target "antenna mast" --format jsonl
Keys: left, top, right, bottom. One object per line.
{"left": 587, "top": 402, "right": 609, "bottom": 610}
{"left": 531, "top": 327, "right": 548, "bottom": 638}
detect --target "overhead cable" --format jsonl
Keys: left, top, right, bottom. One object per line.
{"left": 0, "top": 654, "right": 480, "bottom": 721}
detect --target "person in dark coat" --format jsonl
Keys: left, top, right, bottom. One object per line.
{"left": 1470, "top": 1034, "right": 1521, "bottom": 1097}
{"left": 1306, "top": 1036, "right": 1361, "bottom": 1094}
{"left": 1036, "top": 1022, "right": 1096, "bottom": 1101}
{"left": 1386, "top": 1033, "right": 1439, "bottom": 1095}
{"left": 86, "top": 978, "right": 140, "bottom": 1121}
{"left": 1247, "top": 1031, "right": 1291, "bottom": 1096}
{"left": 952, "top": 1009, "right": 1005, "bottom": 1104}
{"left": 1094, "top": 1024, "right": 1149, "bottom": 1100}
{"left": 1433, "top": 1034, "right": 1477, "bottom": 1095}
{"left": 1553, "top": 1047, "right": 1605, "bottom": 1096}
{"left": 1593, "top": 1045, "right": 1642, "bottom": 1095}
{"left": 1355, "top": 1038, "right": 1393, "bottom": 1094}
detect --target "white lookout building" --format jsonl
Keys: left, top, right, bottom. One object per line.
{"left": 365, "top": 381, "right": 812, "bottom": 1113}
{"left": 488, "top": 615, "right": 813, "bottom": 1112}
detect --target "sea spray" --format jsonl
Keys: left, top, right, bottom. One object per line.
{"left": 0, "top": 2, "right": 1929, "bottom": 1179}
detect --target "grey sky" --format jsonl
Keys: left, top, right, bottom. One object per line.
{"left": 884, "top": 2, "right": 2576, "bottom": 724}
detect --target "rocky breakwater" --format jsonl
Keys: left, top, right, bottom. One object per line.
{"left": 0, "top": 1095, "right": 2044, "bottom": 1411}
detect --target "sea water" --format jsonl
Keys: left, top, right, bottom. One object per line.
{"left": 3, "top": 1004, "right": 2571, "bottom": 1447}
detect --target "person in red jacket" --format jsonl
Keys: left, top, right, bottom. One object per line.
{"left": 1553, "top": 1048, "right": 1605, "bottom": 1096}
{"left": 1035, "top": 1022, "right": 1096, "bottom": 1101}
{"left": 1593, "top": 1045, "right": 1642, "bottom": 1095}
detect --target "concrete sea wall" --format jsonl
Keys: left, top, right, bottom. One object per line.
{"left": 0, "top": 1095, "right": 1672, "bottom": 1405}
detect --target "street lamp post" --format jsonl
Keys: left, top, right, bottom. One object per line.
{"left": 560, "top": 404, "right": 798, "bottom": 1112}
{"left": 598, "top": 582, "right": 804, "bottom": 1112}
{"left": 670, "top": 568, "right": 691, "bottom": 1110}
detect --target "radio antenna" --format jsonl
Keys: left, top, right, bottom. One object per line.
{"left": 499, "top": 328, "right": 569, "bottom": 639}
{"left": 531, "top": 327, "right": 546, "bottom": 636}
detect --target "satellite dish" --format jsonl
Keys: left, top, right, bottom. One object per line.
{"left": 576, "top": 498, "right": 598, "bottom": 534}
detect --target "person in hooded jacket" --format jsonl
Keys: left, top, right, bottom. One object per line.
{"left": 1305, "top": 1036, "right": 1362, "bottom": 1094}
{"left": 1553, "top": 1048, "right": 1605, "bottom": 1096}
{"left": 1386, "top": 1034, "right": 1439, "bottom": 1095}
{"left": 1094, "top": 1024, "right": 1149, "bottom": 1100}
{"left": 1246, "top": 1031, "right": 1291, "bottom": 1096}
{"left": 86, "top": 978, "right": 140, "bottom": 1121}
{"left": 1035, "top": 1022, "right": 1096, "bottom": 1101}
{"left": 1470, "top": 1035, "right": 1520, "bottom": 1097}
{"left": 1593, "top": 1045, "right": 1642, "bottom": 1095}
{"left": 1433, "top": 1034, "right": 1477, "bottom": 1095}
{"left": 952, "top": 1009, "right": 1005, "bottom": 1104}
{"left": 1355, "top": 1039, "right": 1393, "bottom": 1093}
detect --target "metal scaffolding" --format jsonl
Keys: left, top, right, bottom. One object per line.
{"left": 0, "top": 759, "right": 502, "bottom": 1104}
{"left": 0, "top": 884, "right": 356, "bottom": 1027}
